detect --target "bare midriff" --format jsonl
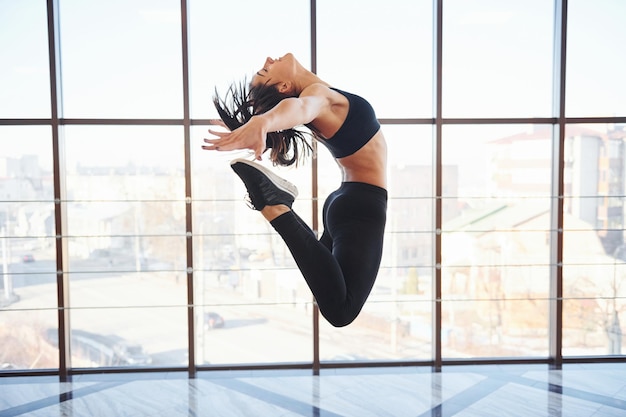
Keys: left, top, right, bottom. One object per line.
{"left": 334, "top": 130, "right": 387, "bottom": 189}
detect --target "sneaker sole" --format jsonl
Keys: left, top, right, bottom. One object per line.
{"left": 230, "top": 158, "right": 298, "bottom": 198}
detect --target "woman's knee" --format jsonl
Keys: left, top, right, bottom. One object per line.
{"left": 320, "top": 307, "right": 359, "bottom": 328}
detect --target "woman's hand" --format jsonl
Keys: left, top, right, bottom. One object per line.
{"left": 202, "top": 117, "right": 267, "bottom": 160}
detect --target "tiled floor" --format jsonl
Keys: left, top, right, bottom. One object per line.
{"left": 1, "top": 364, "right": 626, "bottom": 416}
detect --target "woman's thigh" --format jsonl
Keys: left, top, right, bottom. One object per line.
{"left": 323, "top": 184, "right": 387, "bottom": 297}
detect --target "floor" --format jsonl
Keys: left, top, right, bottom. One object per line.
{"left": 1, "top": 364, "right": 626, "bottom": 417}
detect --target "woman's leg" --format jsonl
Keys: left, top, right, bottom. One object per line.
{"left": 270, "top": 183, "right": 387, "bottom": 327}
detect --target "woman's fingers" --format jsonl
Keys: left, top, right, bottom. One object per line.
{"left": 208, "top": 119, "right": 228, "bottom": 129}
{"left": 203, "top": 129, "right": 232, "bottom": 151}
{"left": 202, "top": 126, "right": 264, "bottom": 155}
{"left": 202, "top": 139, "right": 226, "bottom": 151}
{"left": 202, "top": 137, "right": 246, "bottom": 152}
{"left": 207, "top": 128, "right": 229, "bottom": 137}
{"left": 202, "top": 137, "right": 223, "bottom": 151}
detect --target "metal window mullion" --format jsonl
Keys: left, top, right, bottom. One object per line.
{"left": 549, "top": 0, "right": 568, "bottom": 367}
{"left": 47, "top": 0, "right": 70, "bottom": 381}
{"left": 433, "top": 0, "right": 443, "bottom": 370}
{"left": 310, "top": 0, "right": 321, "bottom": 376}
{"left": 180, "top": 0, "right": 195, "bottom": 378}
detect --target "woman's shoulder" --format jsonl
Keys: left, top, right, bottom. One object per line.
{"left": 300, "top": 83, "right": 337, "bottom": 97}
{"left": 298, "top": 83, "right": 349, "bottom": 138}
{"left": 300, "top": 83, "right": 348, "bottom": 107}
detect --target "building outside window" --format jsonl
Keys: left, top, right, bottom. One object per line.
{"left": 0, "top": 0, "right": 625, "bottom": 374}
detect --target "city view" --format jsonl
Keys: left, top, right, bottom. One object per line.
{"left": 1, "top": 122, "right": 625, "bottom": 370}
{"left": 1, "top": 0, "right": 625, "bottom": 375}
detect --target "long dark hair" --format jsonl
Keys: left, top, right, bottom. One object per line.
{"left": 213, "top": 79, "right": 314, "bottom": 167}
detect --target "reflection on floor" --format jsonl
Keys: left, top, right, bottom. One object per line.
{"left": 1, "top": 363, "right": 626, "bottom": 416}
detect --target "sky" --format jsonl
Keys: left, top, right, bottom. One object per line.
{"left": 0, "top": 0, "right": 625, "bottom": 170}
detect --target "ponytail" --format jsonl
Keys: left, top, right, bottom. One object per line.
{"left": 213, "top": 79, "right": 313, "bottom": 167}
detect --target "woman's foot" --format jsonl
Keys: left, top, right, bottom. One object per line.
{"left": 230, "top": 159, "right": 298, "bottom": 210}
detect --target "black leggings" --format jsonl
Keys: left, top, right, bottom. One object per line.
{"left": 270, "top": 182, "right": 387, "bottom": 327}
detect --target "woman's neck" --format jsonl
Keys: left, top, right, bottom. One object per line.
{"left": 293, "top": 70, "right": 327, "bottom": 93}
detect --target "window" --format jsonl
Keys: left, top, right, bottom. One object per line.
{"left": 0, "top": 0, "right": 50, "bottom": 118}
{"left": 443, "top": 0, "right": 553, "bottom": 118}
{"left": 0, "top": 126, "right": 57, "bottom": 369}
{"left": 566, "top": 0, "right": 626, "bottom": 117}
{"left": 58, "top": 0, "right": 184, "bottom": 118}
{"left": 1, "top": 0, "right": 625, "bottom": 376}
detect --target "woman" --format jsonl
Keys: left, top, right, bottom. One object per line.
{"left": 202, "top": 53, "right": 387, "bottom": 327}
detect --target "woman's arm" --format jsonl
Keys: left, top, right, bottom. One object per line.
{"left": 258, "top": 95, "right": 326, "bottom": 132}
{"left": 202, "top": 85, "right": 328, "bottom": 160}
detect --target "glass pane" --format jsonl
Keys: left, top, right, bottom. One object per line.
{"left": 317, "top": 0, "right": 433, "bottom": 118}
{"left": 442, "top": 125, "right": 552, "bottom": 358}
{"left": 68, "top": 306, "right": 186, "bottom": 368}
{"left": 0, "top": 126, "right": 57, "bottom": 370}
{"left": 442, "top": 299, "right": 549, "bottom": 358}
{"left": 566, "top": 0, "right": 626, "bottom": 117}
{"left": 0, "top": 0, "right": 51, "bottom": 118}
{"left": 320, "top": 300, "right": 432, "bottom": 362}
{"left": 62, "top": 125, "right": 186, "bottom": 369}
{"left": 385, "top": 124, "right": 434, "bottom": 300}
{"left": 563, "top": 124, "right": 626, "bottom": 356}
{"left": 64, "top": 126, "right": 185, "bottom": 199}
{"left": 192, "top": 125, "right": 315, "bottom": 364}
{"left": 188, "top": 0, "right": 310, "bottom": 119}
{"left": 443, "top": 0, "right": 554, "bottom": 117}
{"left": 0, "top": 126, "right": 54, "bottom": 200}
{"left": 196, "top": 302, "right": 313, "bottom": 365}
{"left": 68, "top": 237, "right": 187, "bottom": 307}
{"left": 1, "top": 310, "right": 59, "bottom": 370}
{"left": 442, "top": 125, "right": 553, "bottom": 198}
{"left": 58, "top": 0, "right": 183, "bottom": 118}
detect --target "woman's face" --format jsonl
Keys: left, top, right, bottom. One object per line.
{"left": 251, "top": 53, "right": 296, "bottom": 87}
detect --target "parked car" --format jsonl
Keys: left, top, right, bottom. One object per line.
{"left": 204, "top": 312, "right": 225, "bottom": 330}
{"left": 22, "top": 254, "right": 35, "bottom": 263}
{"left": 43, "top": 328, "right": 152, "bottom": 367}
{"left": 112, "top": 341, "right": 152, "bottom": 366}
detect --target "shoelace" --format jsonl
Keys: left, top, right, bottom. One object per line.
{"left": 244, "top": 193, "right": 256, "bottom": 210}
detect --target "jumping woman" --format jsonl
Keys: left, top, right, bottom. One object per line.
{"left": 202, "top": 53, "right": 387, "bottom": 327}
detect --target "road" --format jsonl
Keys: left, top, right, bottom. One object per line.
{"left": 2, "top": 267, "right": 422, "bottom": 369}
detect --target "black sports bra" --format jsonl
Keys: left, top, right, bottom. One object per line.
{"left": 311, "top": 88, "right": 380, "bottom": 159}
